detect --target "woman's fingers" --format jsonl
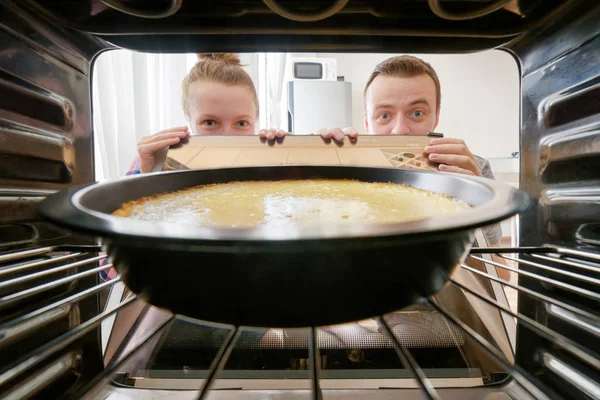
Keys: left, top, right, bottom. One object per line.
{"left": 259, "top": 128, "right": 289, "bottom": 140}
{"left": 138, "top": 137, "right": 181, "bottom": 155}
{"left": 137, "top": 127, "right": 190, "bottom": 173}
{"left": 327, "top": 127, "right": 345, "bottom": 142}
{"left": 275, "top": 129, "right": 287, "bottom": 138}
{"left": 140, "top": 129, "right": 189, "bottom": 145}
{"left": 261, "top": 127, "right": 358, "bottom": 142}
{"left": 343, "top": 127, "right": 359, "bottom": 139}
{"left": 318, "top": 127, "right": 358, "bottom": 142}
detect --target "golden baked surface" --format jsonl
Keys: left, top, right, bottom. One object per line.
{"left": 112, "top": 179, "right": 468, "bottom": 228}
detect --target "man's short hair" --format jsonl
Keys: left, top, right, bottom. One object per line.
{"left": 364, "top": 55, "right": 441, "bottom": 109}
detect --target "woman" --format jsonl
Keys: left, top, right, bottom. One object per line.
{"left": 128, "top": 53, "right": 288, "bottom": 175}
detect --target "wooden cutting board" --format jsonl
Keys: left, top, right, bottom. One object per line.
{"left": 163, "top": 133, "right": 442, "bottom": 171}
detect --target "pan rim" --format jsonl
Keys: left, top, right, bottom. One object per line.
{"left": 39, "top": 165, "right": 528, "bottom": 242}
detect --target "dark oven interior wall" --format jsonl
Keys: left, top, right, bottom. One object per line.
{"left": 0, "top": 0, "right": 108, "bottom": 243}
{"left": 0, "top": 2, "right": 111, "bottom": 399}
{"left": 510, "top": 2, "right": 600, "bottom": 249}
{"left": 0, "top": 1, "right": 112, "bottom": 196}
{"left": 1, "top": 0, "right": 599, "bottom": 398}
{"left": 507, "top": 2, "right": 600, "bottom": 397}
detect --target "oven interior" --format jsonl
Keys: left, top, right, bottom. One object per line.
{"left": 1, "top": 0, "right": 599, "bottom": 399}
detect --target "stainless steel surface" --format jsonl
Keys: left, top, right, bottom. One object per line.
{"left": 427, "top": 0, "right": 513, "bottom": 21}
{"left": 308, "top": 327, "right": 323, "bottom": 400}
{"left": 378, "top": 316, "right": 440, "bottom": 400}
{"left": 103, "top": 384, "right": 525, "bottom": 400}
{"left": 0, "top": 263, "right": 111, "bottom": 309}
{"left": 263, "top": 0, "right": 350, "bottom": 22}
{"left": 541, "top": 353, "right": 600, "bottom": 400}
{"left": 0, "top": 304, "right": 72, "bottom": 347}
{"left": 0, "top": 294, "right": 137, "bottom": 389}
{"left": 470, "top": 254, "right": 600, "bottom": 301}
{"left": 21, "top": 0, "right": 574, "bottom": 54}
{"left": 447, "top": 278, "right": 600, "bottom": 372}
{"left": 3, "top": 352, "right": 77, "bottom": 400}
{"left": 0, "top": 1, "right": 106, "bottom": 193}
{"left": 511, "top": 2, "right": 600, "bottom": 247}
{"left": 100, "top": 0, "right": 183, "bottom": 19}
{"left": 197, "top": 328, "right": 242, "bottom": 400}
{"left": 1, "top": 0, "right": 599, "bottom": 398}
{"left": 0, "top": 254, "right": 104, "bottom": 289}
{"left": 427, "top": 297, "right": 553, "bottom": 400}
{"left": 0, "top": 278, "right": 116, "bottom": 346}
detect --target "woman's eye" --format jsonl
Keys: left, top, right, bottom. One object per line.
{"left": 202, "top": 120, "right": 216, "bottom": 126}
{"left": 237, "top": 121, "right": 250, "bottom": 128}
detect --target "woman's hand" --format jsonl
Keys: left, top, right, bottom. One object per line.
{"left": 138, "top": 126, "right": 190, "bottom": 173}
{"left": 316, "top": 127, "right": 359, "bottom": 142}
{"left": 424, "top": 137, "right": 482, "bottom": 176}
{"left": 258, "top": 128, "right": 289, "bottom": 140}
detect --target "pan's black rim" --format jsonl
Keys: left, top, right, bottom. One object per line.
{"left": 38, "top": 165, "right": 529, "bottom": 243}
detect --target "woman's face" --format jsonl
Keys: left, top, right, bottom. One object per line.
{"left": 188, "top": 81, "right": 258, "bottom": 135}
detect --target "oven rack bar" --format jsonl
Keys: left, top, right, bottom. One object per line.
{"left": 0, "top": 292, "right": 137, "bottom": 392}
{"left": 0, "top": 245, "right": 599, "bottom": 399}
{"left": 377, "top": 316, "right": 440, "bottom": 400}
{"left": 309, "top": 327, "right": 324, "bottom": 400}
{"left": 460, "top": 263, "right": 600, "bottom": 337}
{"left": 448, "top": 277, "right": 600, "bottom": 371}
{"left": 469, "top": 255, "right": 599, "bottom": 301}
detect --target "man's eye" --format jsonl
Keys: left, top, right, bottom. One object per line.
{"left": 378, "top": 113, "right": 390, "bottom": 120}
{"left": 202, "top": 120, "right": 216, "bottom": 126}
{"left": 237, "top": 121, "right": 250, "bottom": 128}
{"left": 411, "top": 110, "right": 424, "bottom": 118}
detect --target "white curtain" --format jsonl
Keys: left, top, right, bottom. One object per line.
{"left": 92, "top": 50, "right": 260, "bottom": 181}
{"left": 265, "top": 53, "right": 291, "bottom": 131}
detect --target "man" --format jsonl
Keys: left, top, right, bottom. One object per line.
{"left": 321, "top": 55, "right": 501, "bottom": 244}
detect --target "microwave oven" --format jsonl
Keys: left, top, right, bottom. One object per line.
{"left": 290, "top": 57, "right": 337, "bottom": 81}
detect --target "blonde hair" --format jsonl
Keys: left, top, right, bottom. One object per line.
{"left": 364, "top": 55, "right": 441, "bottom": 109}
{"left": 181, "top": 53, "right": 259, "bottom": 118}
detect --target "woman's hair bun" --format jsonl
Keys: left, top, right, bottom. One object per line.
{"left": 196, "top": 53, "right": 241, "bottom": 66}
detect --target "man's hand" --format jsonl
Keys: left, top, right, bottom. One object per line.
{"left": 424, "top": 138, "right": 482, "bottom": 176}
{"left": 316, "top": 127, "right": 359, "bottom": 142}
{"left": 138, "top": 126, "right": 190, "bottom": 173}
{"left": 258, "top": 128, "right": 289, "bottom": 140}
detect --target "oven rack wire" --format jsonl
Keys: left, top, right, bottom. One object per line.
{"left": 0, "top": 244, "right": 598, "bottom": 399}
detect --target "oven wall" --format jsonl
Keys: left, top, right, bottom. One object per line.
{"left": 509, "top": 2, "right": 600, "bottom": 249}
{"left": 506, "top": 2, "right": 600, "bottom": 396}
{"left": 0, "top": 2, "right": 112, "bottom": 398}
{"left": 0, "top": 1, "right": 107, "bottom": 195}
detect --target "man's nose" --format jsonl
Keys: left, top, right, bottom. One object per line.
{"left": 390, "top": 115, "right": 411, "bottom": 135}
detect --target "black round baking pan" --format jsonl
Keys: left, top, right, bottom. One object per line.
{"left": 38, "top": 166, "right": 529, "bottom": 328}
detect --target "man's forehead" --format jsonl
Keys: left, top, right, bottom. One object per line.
{"left": 366, "top": 74, "right": 437, "bottom": 107}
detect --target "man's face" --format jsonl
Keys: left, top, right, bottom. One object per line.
{"left": 364, "top": 74, "right": 440, "bottom": 135}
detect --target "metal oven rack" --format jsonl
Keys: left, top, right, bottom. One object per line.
{"left": 0, "top": 244, "right": 598, "bottom": 399}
